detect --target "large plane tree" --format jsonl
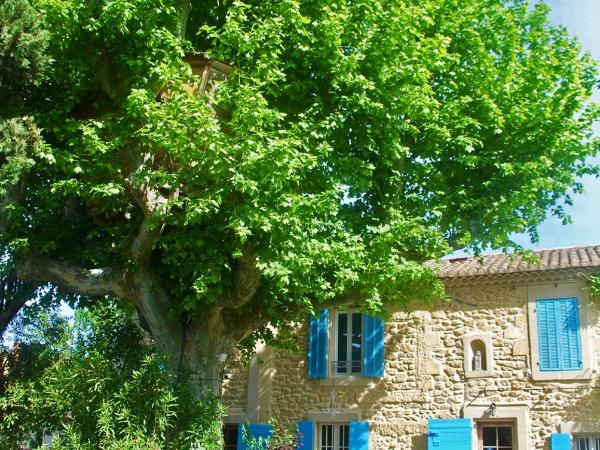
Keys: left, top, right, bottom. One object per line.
{"left": 0, "top": 0, "right": 598, "bottom": 398}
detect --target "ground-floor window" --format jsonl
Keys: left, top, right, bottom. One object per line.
{"left": 223, "top": 423, "right": 238, "bottom": 450}
{"left": 319, "top": 423, "right": 349, "bottom": 450}
{"left": 478, "top": 422, "right": 514, "bottom": 450}
{"left": 575, "top": 436, "right": 600, "bottom": 450}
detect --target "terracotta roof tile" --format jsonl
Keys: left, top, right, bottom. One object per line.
{"left": 437, "top": 245, "right": 600, "bottom": 278}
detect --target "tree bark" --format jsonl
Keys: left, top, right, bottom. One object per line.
{"left": 0, "top": 281, "right": 36, "bottom": 338}
{"left": 177, "top": 311, "right": 234, "bottom": 399}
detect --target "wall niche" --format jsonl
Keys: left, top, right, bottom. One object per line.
{"left": 462, "top": 332, "right": 493, "bottom": 378}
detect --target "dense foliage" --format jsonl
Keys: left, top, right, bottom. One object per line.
{"left": 0, "top": 305, "right": 224, "bottom": 449}
{"left": 0, "top": 0, "right": 50, "bottom": 336}
{"left": 0, "top": 0, "right": 597, "bottom": 396}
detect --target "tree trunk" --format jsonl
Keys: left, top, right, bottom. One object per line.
{"left": 129, "top": 273, "right": 242, "bottom": 400}
{"left": 176, "top": 311, "right": 238, "bottom": 399}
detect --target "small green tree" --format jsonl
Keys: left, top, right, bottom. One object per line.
{"left": 0, "top": 0, "right": 49, "bottom": 336}
{"left": 0, "top": 304, "right": 224, "bottom": 449}
{"left": 0, "top": 0, "right": 597, "bottom": 398}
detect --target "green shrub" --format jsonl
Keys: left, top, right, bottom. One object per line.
{"left": 0, "top": 304, "right": 224, "bottom": 449}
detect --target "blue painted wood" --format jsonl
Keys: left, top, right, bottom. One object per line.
{"left": 308, "top": 309, "right": 328, "bottom": 378}
{"left": 296, "top": 421, "right": 314, "bottom": 450}
{"left": 362, "top": 315, "right": 384, "bottom": 377}
{"left": 551, "top": 433, "right": 572, "bottom": 450}
{"left": 237, "top": 423, "right": 244, "bottom": 450}
{"left": 537, "top": 298, "right": 582, "bottom": 371}
{"left": 349, "top": 421, "right": 369, "bottom": 450}
{"left": 237, "top": 423, "right": 273, "bottom": 450}
{"left": 427, "top": 418, "right": 472, "bottom": 450}
{"left": 559, "top": 298, "right": 582, "bottom": 370}
{"left": 537, "top": 299, "right": 560, "bottom": 371}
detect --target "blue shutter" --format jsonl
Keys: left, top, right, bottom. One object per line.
{"left": 427, "top": 418, "right": 472, "bottom": 450}
{"left": 237, "top": 423, "right": 244, "bottom": 450}
{"left": 537, "top": 299, "right": 561, "bottom": 371}
{"left": 237, "top": 423, "right": 273, "bottom": 450}
{"left": 537, "top": 298, "right": 582, "bottom": 371}
{"left": 551, "top": 433, "right": 572, "bottom": 450}
{"left": 296, "top": 421, "right": 314, "bottom": 449}
{"left": 362, "top": 314, "right": 384, "bottom": 377}
{"left": 308, "top": 309, "right": 328, "bottom": 378}
{"left": 558, "top": 298, "right": 582, "bottom": 370}
{"left": 349, "top": 421, "right": 369, "bottom": 450}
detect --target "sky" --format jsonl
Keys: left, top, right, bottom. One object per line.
{"left": 459, "top": 0, "right": 600, "bottom": 254}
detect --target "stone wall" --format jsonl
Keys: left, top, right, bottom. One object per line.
{"left": 222, "top": 278, "right": 600, "bottom": 449}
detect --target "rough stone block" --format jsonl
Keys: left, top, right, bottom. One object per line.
{"left": 512, "top": 339, "right": 529, "bottom": 356}
{"left": 504, "top": 325, "right": 523, "bottom": 339}
{"left": 424, "top": 332, "right": 441, "bottom": 348}
{"left": 424, "top": 358, "right": 442, "bottom": 376}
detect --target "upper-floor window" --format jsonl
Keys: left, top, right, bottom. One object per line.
{"left": 536, "top": 297, "right": 582, "bottom": 372}
{"left": 307, "top": 309, "right": 384, "bottom": 379}
{"left": 527, "top": 283, "right": 592, "bottom": 381}
{"left": 334, "top": 312, "right": 362, "bottom": 375}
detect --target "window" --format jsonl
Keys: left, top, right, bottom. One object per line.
{"left": 575, "top": 436, "right": 600, "bottom": 450}
{"left": 223, "top": 423, "right": 238, "bottom": 450}
{"left": 478, "top": 423, "right": 514, "bottom": 450}
{"left": 319, "top": 423, "right": 350, "bottom": 450}
{"left": 527, "top": 283, "right": 592, "bottom": 381}
{"left": 536, "top": 297, "right": 582, "bottom": 371}
{"left": 334, "top": 312, "right": 362, "bottom": 375}
{"left": 308, "top": 309, "right": 384, "bottom": 379}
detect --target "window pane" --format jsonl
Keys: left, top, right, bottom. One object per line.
{"left": 497, "top": 427, "right": 512, "bottom": 446}
{"left": 576, "top": 437, "right": 589, "bottom": 450}
{"left": 482, "top": 427, "right": 497, "bottom": 446}
{"left": 340, "top": 424, "right": 350, "bottom": 450}
{"left": 337, "top": 314, "right": 348, "bottom": 373}
{"left": 351, "top": 313, "right": 362, "bottom": 373}
{"left": 321, "top": 424, "right": 334, "bottom": 450}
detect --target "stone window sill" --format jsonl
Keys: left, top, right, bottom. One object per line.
{"left": 317, "top": 376, "right": 378, "bottom": 387}
{"left": 530, "top": 367, "right": 593, "bottom": 381}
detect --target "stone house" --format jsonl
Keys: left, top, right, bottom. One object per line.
{"left": 221, "top": 245, "right": 600, "bottom": 450}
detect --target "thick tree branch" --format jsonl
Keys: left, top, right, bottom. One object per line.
{"left": 226, "top": 305, "right": 270, "bottom": 344}
{"left": 125, "top": 150, "right": 180, "bottom": 264}
{"left": 126, "top": 271, "right": 184, "bottom": 369}
{"left": 16, "top": 254, "right": 124, "bottom": 299}
{"left": 177, "top": 0, "right": 191, "bottom": 39}
{"left": 0, "top": 280, "right": 37, "bottom": 337}
{"left": 130, "top": 215, "right": 160, "bottom": 263}
{"left": 226, "top": 248, "right": 260, "bottom": 308}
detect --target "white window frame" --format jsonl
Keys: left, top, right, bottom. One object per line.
{"left": 318, "top": 423, "right": 350, "bottom": 450}
{"left": 527, "top": 283, "right": 593, "bottom": 381}
{"left": 333, "top": 310, "right": 363, "bottom": 376}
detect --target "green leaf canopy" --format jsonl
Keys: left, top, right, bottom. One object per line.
{"left": 2, "top": 0, "right": 598, "bottom": 320}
